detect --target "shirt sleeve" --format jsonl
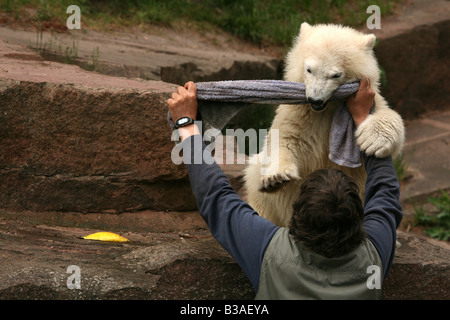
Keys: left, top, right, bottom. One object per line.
{"left": 181, "top": 134, "right": 279, "bottom": 292}
{"left": 362, "top": 154, "right": 403, "bottom": 280}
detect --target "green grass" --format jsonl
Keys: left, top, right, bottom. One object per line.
{"left": 413, "top": 190, "right": 450, "bottom": 241}
{"left": 34, "top": 27, "right": 78, "bottom": 63}
{"left": 32, "top": 25, "right": 100, "bottom": 71}
{"left": 1, "top": 0, "right": 405, "bottom": 47}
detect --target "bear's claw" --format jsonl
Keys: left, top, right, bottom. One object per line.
{"left": 258, "top": 166, "right": 301, "bottom": 192}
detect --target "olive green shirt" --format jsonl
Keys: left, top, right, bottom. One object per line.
{"left": 256, "top": 228, "right": 383, "bottom": 300}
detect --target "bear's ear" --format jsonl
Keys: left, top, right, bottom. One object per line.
{"left": 299, "top": 22, "right": 312, "bottom": 40}
{"left": 364, "top": 34, "right": 376, "bottom": 51}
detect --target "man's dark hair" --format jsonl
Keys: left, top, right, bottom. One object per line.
{"left": 289, "top": 169, "right": 366, "bottom": 258}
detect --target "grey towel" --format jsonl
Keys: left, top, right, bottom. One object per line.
{"left": 168, "top": 80, "right": 363, "bottom": 167}
{"left": 196, "top": 80, "right": 359, "bottom": 104}
{"left": 328, "top": 102, "right": 361, "bottom": 167}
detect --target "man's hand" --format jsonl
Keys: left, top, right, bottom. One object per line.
{"left": 167, "top": 81, "right": 198, "bottom": 123}
{"left": 167, "top": 81, "right": 199, "bottom": 140}
{"left": 346, "top": 78, "right": 375, "bottom": 127}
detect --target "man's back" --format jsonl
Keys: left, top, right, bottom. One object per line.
{"left": 256, "top": 228, "right": 382, "bottom": 299}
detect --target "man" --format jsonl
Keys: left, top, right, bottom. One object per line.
{"left": 167, "top": 79, "right": 403, "bottom": 299}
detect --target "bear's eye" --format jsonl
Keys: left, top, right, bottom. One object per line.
{"left": 306, "top": 68, "right": 312, "bottom": 74}
{"left": 332, "top": 73, "right": 342, "bottom": 78}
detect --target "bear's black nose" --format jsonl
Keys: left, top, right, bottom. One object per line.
{"left": 307, "top": 98, "right": 324, "bottom": 106}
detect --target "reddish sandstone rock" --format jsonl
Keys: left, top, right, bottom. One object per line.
{"left": 367, "top": 0, "right": 450, "bottom": 119}
{"left": 0, "top": 40, "right": 195, "bottom": 212}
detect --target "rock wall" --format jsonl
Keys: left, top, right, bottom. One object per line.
{"left": 0, "top": 40, "right": 196, "bottom": 213}
{"left": 371, "top": 0, "right": 450, "bottom": 119}
{"left": 0, "top": 215, "right": 447, "bottom": 300}
{"left": 382, "top": 231, "right": 450, "bottom": 299}
{"left": 375, "top": 20, "right": 449, "bottom": 119}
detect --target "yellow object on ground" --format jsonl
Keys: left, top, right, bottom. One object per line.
{"left": 83, "top": 232, "right": 129, "bottom": 242}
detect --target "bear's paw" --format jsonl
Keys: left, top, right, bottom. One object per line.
{"left": 258, "top": 164, "right": 301, "bottom": 192}
{"left": 356, "top": 115, "right": 401, "bottom": 158}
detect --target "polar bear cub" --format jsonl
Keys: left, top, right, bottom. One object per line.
{"left": 244, "top": 23, "right": 405, "bottom": 227}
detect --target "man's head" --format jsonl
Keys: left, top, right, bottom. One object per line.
{"left": 289, "top": 168, "right": 366, "bottom": 258}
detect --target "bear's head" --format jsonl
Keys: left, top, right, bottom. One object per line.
{"left": 284, "top": 22, "right": 380, "bottom": 112}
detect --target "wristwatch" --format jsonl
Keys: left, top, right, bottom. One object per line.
{"left": 174, "top": 116, "right": 195, "bottom": 129}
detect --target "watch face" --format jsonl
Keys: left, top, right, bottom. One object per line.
{"left": 178, "top": 117, "right": 189, "bottom": 125}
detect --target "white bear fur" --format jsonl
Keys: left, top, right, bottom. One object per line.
{"left": 244, "top": 23, "right": 405, "bottom": 227}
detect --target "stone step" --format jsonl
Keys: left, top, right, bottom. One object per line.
{"left": 0, "top": 210, "right": 448, "bottom": 300}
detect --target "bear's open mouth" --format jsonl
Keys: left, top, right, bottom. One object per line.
{"left": 310, "top": 101, "right": 329, "bottom": 112}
